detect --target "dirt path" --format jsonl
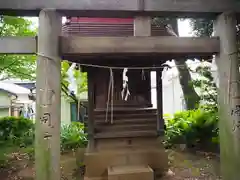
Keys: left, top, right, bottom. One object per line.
{"left": 0, "top": 149, "right": 221, "bottom": 180}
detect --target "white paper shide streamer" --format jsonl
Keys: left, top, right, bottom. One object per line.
{"left": 67, "top": 63, "right": 82, "bottom": 121}
{"left": 67, "top": 63, "right": 77, "bottom": 94}
{"left": 121, "top": 68, "right": 130, "bottom": 101}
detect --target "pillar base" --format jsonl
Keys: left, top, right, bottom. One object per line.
{"left": 83, "top": 137, "right": 168, "bottom": 180}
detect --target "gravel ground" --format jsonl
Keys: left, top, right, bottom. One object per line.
{"left": 161, "top": 149, "right": 221, "bottom": 180}
{"left": 0, "top": 149, "right": 221, "bottom": 180}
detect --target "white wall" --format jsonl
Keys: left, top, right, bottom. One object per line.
{"left": 0, "top": 91, "right": 11, "bottom": 107}
{"left": 151, "top": 71, "right": 185, "bottom": 115}
{"left": 162, "top": 76, "right": 185, "bottom": 115}
{"left": 61, "top": 95, "right": 71, "bottom": 125}
{"left": 0, "top": 91, "right": 11, "bottom": 117}
{"left": 151, "top": 63, "right": 218, "bottom": 115}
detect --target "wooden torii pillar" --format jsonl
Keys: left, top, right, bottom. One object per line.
{"left": 35, "top": 9, "right": 62, "bottom": 180}
{"left": 215, "top": 12, "right": 240, "bottom": 180}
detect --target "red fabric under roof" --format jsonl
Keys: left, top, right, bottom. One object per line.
{"left": 69, "top": 17, "right": 133, "bottom": 23}
{"left": 63, "top": 17, "right": 169, "bottom": 37}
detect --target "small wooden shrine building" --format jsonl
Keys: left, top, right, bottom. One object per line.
{"left": 62, "top": 17, "right": 173, "bottom": 179}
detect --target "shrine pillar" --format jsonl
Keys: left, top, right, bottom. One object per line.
{"left": 156, "top": 69, "right": 164, "bottom": 135}
{"left": 215, "top": 12, "right": 240, "bottom": 180}
{"left": 35, "top": 9, "right": 62, "bottom": 180}
{"left": 134, "top": 16, "right": 151, "bottom": 37}
{"left": 86, "top": 67, "right": 95, "bottom": 151}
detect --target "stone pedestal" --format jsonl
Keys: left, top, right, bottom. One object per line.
{"left": 83, "top": 137, "right": 168, "bottom": 180}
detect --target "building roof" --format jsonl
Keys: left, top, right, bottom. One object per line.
{"left": 3, "top": 80, "right": 35, "bottom": 90}
{"left": 15, "top": 82, "right": 35, "bottom": 90}
{"left": 0, "top": 81, "right": 30, "bottom": 95}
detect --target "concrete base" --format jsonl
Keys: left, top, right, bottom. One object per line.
{"left": 83, "top": 137, "right": 168, "bottom": 180}
{"left": 108, "top": 165, "right": 154, "bottom": 180}
{"left": 84, "top": 177, "right": 107, "bottom": 180}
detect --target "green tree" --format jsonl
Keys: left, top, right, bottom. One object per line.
{"left": 0, "top": 16, "right": 37, "bottom": 80}
{"left": 61, "top": 61, "right": 87, "bottom": 102}
{"left": 153, "top": 17, "right": 200, "bottom": 109}
{"left": 190, "top": 19, "right": 213, "bottom": 37}
{"left": 191, "top": 65, "right": 218, "bottom": 112}
{"left": 0, "top": 16, "right": 88, "bottom": 101}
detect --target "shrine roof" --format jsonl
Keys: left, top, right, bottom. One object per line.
{"left": 68, "top": 17, "right": 134, "bottom": 23}
{"left": 62, "top": 17, "right": 170, "bottom": 36}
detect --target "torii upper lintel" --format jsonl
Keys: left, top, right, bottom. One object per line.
{"left": 0, "top": 0, "right": 239, "bottom": 17}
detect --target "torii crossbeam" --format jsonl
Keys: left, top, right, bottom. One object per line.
{"left": 0, "top": 0, "right": 240, "bottom": 17}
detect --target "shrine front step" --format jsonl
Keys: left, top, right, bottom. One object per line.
{"left": 85, "top": 116, "right": 161, "bottom": 135}
{"left": 94, "top": 130, "right": 158, "bottom": 139}
{"left": 84, "top": 177, "right": 107, "bottom": 180}
{"left": 94, "top": 107, "right": 157, "bottom": 116}
{"left": 95, "top": 123, "right": 156, "bottom": 132}
{"left": 95, "top": 115, "right": 157, "bottom": 124}
{"left": 108, "top": 165, "right": 154, "bottom": 180}
{"left": 110, "top": 103, "right": 153, "bottom": 108}
{"left": 94, "top": 107, "right": 160, "bottom": 139}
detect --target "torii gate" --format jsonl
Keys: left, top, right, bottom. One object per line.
{"left": 0, "top": 1, "right": 240, "bottom": 180}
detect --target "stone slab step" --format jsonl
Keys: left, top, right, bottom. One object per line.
{"left": 94, "top": 130, "right": 158, "bottom": 139}
{"left": 84, "top": 177, "right": 107, "bottom": 180}
{"left": 94, "top": 108, "right": 157, "bottom": 115}
{"left": 94, "top": 118, "right": 157, "bottom": 125}
{"left": 95, "top": 113, "right": 157, "bottom": 120}
{"left": 108, "top": 165, "right": 154, "bottom": 180}
{"left": 95, "top": 124, "right": 157, "bottom": 133}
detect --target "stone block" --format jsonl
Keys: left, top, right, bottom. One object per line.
{"left": 108, "top": 165, "right": 154, "bottom": 180}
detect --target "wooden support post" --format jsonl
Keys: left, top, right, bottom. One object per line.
{"left": 146, "top": 70, "right": 152, "bottom": 106}
{"left": 133, "top": 16, "right": 151, "bottom": 105}
{"left": 156, "top": 70, "right": 164, "bottom": 135}
{"left": 215, "top": 12, "right": 240, "bottom": 180}
{"left": 134, "top": 16, "right": 151, "bottom": 37}
{"left": 35, "top": 9, "right": 62, "bottom": 180}
{"left": 87, "top": 68, "right": 95, "bottom": 151}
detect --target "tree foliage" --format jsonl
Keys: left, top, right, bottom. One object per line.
{"left": 190, "top": 19, "right": 213, "bottom": 37}
{"left": 0, "top": 16, "right": 37, "bottom": 80}
{"left": 191, "top": 65, "right": 218, "bottom": 112}
{"left": 0, "top": 16, "right": 88, "bottom": 101}
{"left": 61, "top": 61, "right": 88, "bottom": 102}
{"left": 164, "top": 108, "right": 219, "bottom": 149}
{"left": 190, "top": 17, "right": 240, "bottom": 38}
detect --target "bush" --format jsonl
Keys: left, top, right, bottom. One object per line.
{"left": 0, "top": 116, "right": 34, "bottom": 146}
{"left": 61, "top": 122, "right": 88, "bottom": 152}
{"left": 164, "top": 108, "right": 219, "bottom": 149}
{"left": 0, "top": 116, "right": 88, "bottom": 152}
{"left": 0, "top": 117, "right": 88, "bottom": 168}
